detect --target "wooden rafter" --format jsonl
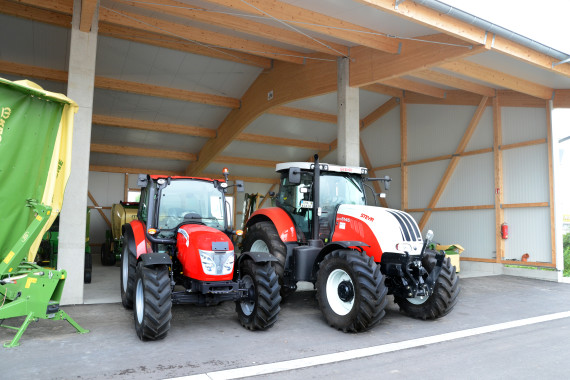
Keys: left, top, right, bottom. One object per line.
{"left": 185, "top": 59, "right": 338, "bottom": 175}
{"left": 79, "top": 0, "right": 98, "bottom": 32}
{"left": 87, "top": 191, "right": 112, "bottom": 229}
{"left": 361, "top": 97, "right": 399, "bottom": 129}
{"left": 418, "top": 96, "right": 489, "bottom": 231}
{"left": 268, "top": 106, "right": 337, "bottom": 124}
{"left": 98, "top": 6, "right": 306, "bottom": 64}
{"left": 258, "top": 183, "right": 277, "bottom": 209}
{"left": 116, "top": 0, "right": 349, "bottom": 56}
{"left": 213, "top": 156, "right": 280, "bottom": 168}
{"left": 0, "top": 60, "right": 240, "bottom": 109}
{"left": 361, "top": 83, "right": 403, "bottom": 98}
{"left": 236, "top": 133, "right": 330, "bottom": 151}
{"left": 439, "top": 60, "right": 553, "bottom": 100}
{"left": 350, "top": 34, "right": 487, "bottom": 88}
{"left": 92, "top": 115, "right": 217, "bottom": 138}
{"left": 410, "top": 70, "right": 496, "bottom": 97}
{"left": 201, "top": 0, "right": 401, "bottom": 54}
{"left": 91, "top": 143, "right": 197, "bottom": 161}
{"left": 355, "top": 0, "right": 570, "bottom": 78}
{"left": 381, "top": 78, "right": 446, "bottom": 98}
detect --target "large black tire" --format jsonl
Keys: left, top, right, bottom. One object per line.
{"left": 120, "top": 238, "right": 137, "bottom": 309}
{"left": 394, "top": 250, "right": 460, "bottom": 320}
{"left": 242, "top": 221, "right": 293, "bottom": 297}
{"left": 236, "top": 259, "right": 281, "bottom": 330}
{"left": 101, "top": 242, "right": 116, "bottom": 266}
{"left": 133, "top": 263, "right": 172, "bottom": 341}
{"left": 84, "top": 252, "right": 92, "bottom": 284}
{"left": 316, "top": 250, "right": 388, "bottom": 332}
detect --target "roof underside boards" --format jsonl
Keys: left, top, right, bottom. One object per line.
{"left": 0, "top": 0, "right": 568, "bottom": 182}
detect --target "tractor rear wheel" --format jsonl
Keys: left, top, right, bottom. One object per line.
{"left": 120, "top": 240, "right": 137, "bottom": 309}
{"left": 133, "top": 262, "right": 172, "bottom": 341}
{"left": 394, "top": 250, "right": 460, "bottom": 320}
{"left": 242, "top": 221, "right": 293, "bottom": 297}
{"left": 316, "top": 249, "right": 387, "bottom": 332}
{"left": 236, "top": 259, "right": 281, "bottom": 330}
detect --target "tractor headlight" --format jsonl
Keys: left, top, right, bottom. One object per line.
{"left": 199, "top": 250, "right": 235, "bottom": 275}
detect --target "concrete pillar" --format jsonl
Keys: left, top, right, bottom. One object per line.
{"left": 59, "top": 0, "right": 98, "bottom": 304}
{"left": 337, "top": 57, "right": 360, "bottom": 166}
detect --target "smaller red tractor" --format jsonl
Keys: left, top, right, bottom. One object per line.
{"left": 120, "top": 169, "right": 281, "bottom": 340}
{"left": 243, "top": 155, "right": 459, "bottom": 332}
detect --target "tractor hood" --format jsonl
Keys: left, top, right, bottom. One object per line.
{"left": 332, "top": 205, "right": 423, "bottom": 261}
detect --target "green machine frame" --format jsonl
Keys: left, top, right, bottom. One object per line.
{"left": 0, "top": 201, "right": 88, "bottom": 347}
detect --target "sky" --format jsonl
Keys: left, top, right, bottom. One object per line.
{"left": 443, "top": 0, "right": 570, "bottom": 55}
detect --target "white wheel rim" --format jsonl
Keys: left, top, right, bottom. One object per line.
{"left": 240, "top": 275, "right": 255, "bottom": 316}
{"left": 122, "top": 251, "right": 128, "bottom": 293}
{"left": 135, "top": 278, "right": 144, "bottom": 324}
{"left": 408, "top": 295, "right": 429, "bottom": 305}
{"left": 326, "top": 269, "right": 354, "bottom": 316}
{"left": 250, "top": 240, "right": 269, "bottom": 253}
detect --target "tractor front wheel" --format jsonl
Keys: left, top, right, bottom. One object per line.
{"left": 394, "top": 250, "right": 460, "bottom": 320}
{"left": 120, "top": 240, "right": 137, "bottom": 309}
{"left": 236, "top": 259, "right": 281, "bottom": 330}
{"left": 133, "top": 262, "right": 172, "bottom": 341}
{"left": 316, "top": 249, "right": 387, "bottom": 332}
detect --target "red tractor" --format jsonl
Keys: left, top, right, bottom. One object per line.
{"left": 120, "top": 170, "right": 281, "bottom": 340}
{"left": 243, "top": 155, "right": 459, "bottom": 332}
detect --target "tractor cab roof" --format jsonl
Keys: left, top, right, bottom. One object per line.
{"left": 148, "top": 175, "right": 225, "bottom": 183}
{"left": 275, "top": 162, "right": 368, "bottom": 176}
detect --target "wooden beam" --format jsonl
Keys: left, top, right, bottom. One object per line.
{"left": 404, "top": 90, "right": 491, "bottom": 106}
{"left": 411, "top": 70, "right": 496, "bottom": 97}
{"left": 440, "top": 60, "right": 553, "bottom": 100}
{"left": 213, "top": 156, "right": 279, "bottom": 168}
{"left": 493, "top": 95, "right": 504, "bottom": 263}
{"left": 381, "top": 78, "right": 446, "bottom": 98}
{"left": 94, "top": 77, "right": 240, "bottom": 109}
{"left": 361, "top": 97, "right": 399, "bottom": 129}
{"left": 553, "top": 90, "right": 570, "bottom": 108}
{"left": 400, "top": 97, "right": 408, "bottom": 211}
{"left": 98, "top": 6, "right": 306, "bottom": 64}
{"left": 258, "top": 183, "right": 277, "bottom": 209}
{"left": 79, "top": 0, "right": 98, "bottom": 32}
{"left": 92, "top": 115, "right": 217, "bottom": 138}
{"left": 546, "top": 100, "right": 556, "bottom": 266}
{"left": 497, "top": 90, "right": 547, "bottom": 108}
{"left": 268, "top": 106, "right": 337, "bottom": 124}
{"left": 2, "top": 0, "right": 271, "bottom": 68}
{"left": 360, "top": 141, "right": 389, "bottom": 208}
{"left": 88, "top": 191, "right": 112, "bottom": 229}
{"left": 361, "top": 83, "right": 403, "bottom": 98}
{"left": 91, "top": 143, "right": 197, "bottom": 161}
{"left": 201, "top": 173, "right": 279, "bottom": 184}
{"left": 501, "top": 139, "right": 546, "bottom": 151}
{"left": 90, "top": 164, "right": 182, "bottom": 176}
{"left": 124, "top": 173, "right": 129, "bottom": 203}
{"left": 117, "top": 0, "right": 348, "bottom": 56}
{"left": 354, "top": 0, "right": 570, "bottom": 78}
{"left": 0, "top": 60, "right": 67, "bottom": 82}
{"left": 418, "top": 96, "right": 488, "bottom": 230}
{"left": 236, "top": 133, "right": 330, "bottom": 151}
{"left": 350, "top": 34, "right": 486, "bottom": 88}
{"left": 185, "top": 59, "right": 338, "bottom": 175}
{"left": 201, "top": 0, "right": 401, "bottom": 54}
{"left": 502, "top": 202, "right": 549, "bottom": 209}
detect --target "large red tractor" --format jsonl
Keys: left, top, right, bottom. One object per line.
{"left": 243, "top": 155, "right": 459, "bottom": 332}
{"left": 120, "top": 170, "right": 281, "bottom": 340}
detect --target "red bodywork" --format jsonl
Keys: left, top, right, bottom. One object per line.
{"left": 176, "top": 224, "right": 234, "bottom": 281}
{"left": 249, "top": 208, "right": 297, "bottom": 242}
{"left": 331, "top": 213, "right": 383, "bottom": 262}
{"left": 130, "top": 220, "right": 151, "bottom": 258}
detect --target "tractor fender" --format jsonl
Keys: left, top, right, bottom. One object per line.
{"left": 140, "top": 252, "right": 172, "bottom": 267}
{"left": 312, "top": 241, "right": 370, "bottom": 277}
{"left": 125, "top": 220, "right": 150, "bottom": 258}
{"left": 238, "top": 251, "right": 279, "bottom": 266}
{"left": 247, "top": 208, "right": 297, "bottom": 242}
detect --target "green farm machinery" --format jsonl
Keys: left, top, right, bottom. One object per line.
{"left": 101, "top": 202, "right": 139, "bottom": 266}
{"left": 0, "top": 78, "right": 89, "bottom": 347}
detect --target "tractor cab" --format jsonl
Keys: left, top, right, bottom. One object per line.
{"left": 276, "top": 162, "right": 368, "bottom": 243}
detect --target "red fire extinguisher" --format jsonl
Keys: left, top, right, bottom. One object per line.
{"left": 501, "top": 223, "right": 509, "bottom": 239}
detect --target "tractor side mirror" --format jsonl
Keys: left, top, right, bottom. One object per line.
{"left": 137, "top": 174, "right": 148, "bottom": 187}
{"left": 289, "top": 167, "right": 301, "bottom": 184}
{"left": 235, "top": 180, "right": 245, "bottom": 193}
{"left": 383, "top": 175, "right": 391, "bottom": 190}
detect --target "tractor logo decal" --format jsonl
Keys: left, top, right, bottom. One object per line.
{"left": 360, "top": 213, "right": 374, "bottom": 222}
{"left": 178, "top": 228, "right": 190, "bottom": 247}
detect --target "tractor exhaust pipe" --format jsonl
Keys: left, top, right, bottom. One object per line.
{"left": 310, "top": 154, "right": 323, "bottom": 247}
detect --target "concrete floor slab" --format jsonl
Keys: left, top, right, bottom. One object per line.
{"left": 2, "top": 275, "right": 570, "bottom": 379}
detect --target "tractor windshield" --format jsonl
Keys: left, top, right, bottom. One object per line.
{"left": 157, "top": 179, "right": 225, "bottom": 231}
{"left": 319, "top": 173, "right": 366, "bottom": 209}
